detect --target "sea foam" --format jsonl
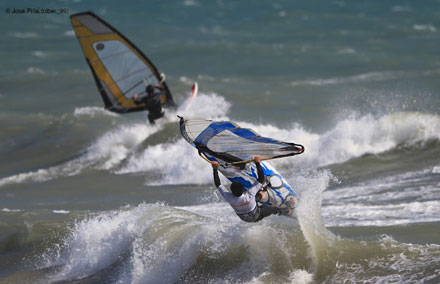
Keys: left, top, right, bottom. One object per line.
{"left": 74, "top": 106, "right": 120, "bottom": 118}
{"left": 1, "top": 88, "right": 438, "bottom": 189}
{"left": 41, "top": 202, "right": 301, "bottom": 283}
{"left": 119, "top": 111, "right": 440, "bottom": 185}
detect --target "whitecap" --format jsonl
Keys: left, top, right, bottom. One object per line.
{"left": 53, "top": 210, "right": 70, "bottom": 214}
{"left": 2, "top": 208, "right": 22, "bottom": 212}
{"left": 183, "top": 0, "right": 199, "bottom": 6}
{"left": 26, "top": 67, "right": 45, "bottom": 74}
{"left": 64, "top": 30, "right": 75, "bottom": 37}
{"left": 391, "top": 5, "right": 412, "bottom": 12}
{"left": 73, "top": 106, "right": 119, "bottom": 118}
{"left": 290, "top": 71, "right": 404, "bottom": 87}
{"left": 288, "top": 269, "right": 314, "bottom": 284}
{"left": 117, "top": 111, "right": 440, "bottom": 186}
{"left": 197, "top": 74, "right": 215, "bottom": 81}
{"left": 178, "top": 76, "right": 193, "bottom": 85}
{"left": 279, "top": 10, "right": 287, "bottom": 17}
{"left": 413, "top": 24, "right": 436, "bottom": 32}
{"left": 33, "top": 51, "right": 48, "bottom": 57}
{"left": 9, "top": 32, "right": 39, "bottom": 39}
{"left": 338, "top": 47, "right": 356, "bottom": 55}
{"left": 0, "top": 122, "right": 159, "bottom": 187}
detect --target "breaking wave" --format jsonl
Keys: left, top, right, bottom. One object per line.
{"left": 119, "top": 111, "right": 440, "bottom": 185}
{"left": 0, "top": 87, "right": 438, "bottom": 189}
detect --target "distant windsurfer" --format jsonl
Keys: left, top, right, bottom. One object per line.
{"left": 133, "top": 84, "right": 165, "bottom": 124}
{"left": 212, "top": 157, "right": 292, "bottom": 222}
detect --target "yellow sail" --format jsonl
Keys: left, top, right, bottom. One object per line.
{"left": 70, "top": 11, "right": 175, "bottom": 113}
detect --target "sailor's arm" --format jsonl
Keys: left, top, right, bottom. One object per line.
{"left": 132, "top": 93, "right": 144, "bottom": 105}
{"left": 253, "top": 156, "right": 265, "bottom": 184}
{"left": 212, "top": 161, "right": 221, "bottom": 188}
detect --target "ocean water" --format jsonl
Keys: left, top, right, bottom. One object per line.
{"left": 1, "top": 0, "right": 440, "bottom": 283}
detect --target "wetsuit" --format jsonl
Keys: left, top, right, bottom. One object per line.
{"left": 213, "top": 161, "right": 289, "bottom": 222}
{"left": 134, "top": 85, "right": 164, "bottom": 124}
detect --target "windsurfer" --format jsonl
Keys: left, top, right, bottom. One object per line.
{"left": 133, "top": 84, "right": 165, "bottom": 124}
{"left": 212, "top": 157, "right": 291, "bottom": 222}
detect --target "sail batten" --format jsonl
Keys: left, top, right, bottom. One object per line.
{"left": 70, "top": 11, "right": 175, "bottom": 113}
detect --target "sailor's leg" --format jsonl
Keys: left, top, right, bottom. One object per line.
{"left": 148, "top": 110, "right": 164, "bottom": 124}
{"left": 255, "top": 205, "right": 283, "bottom": 221}
{"left": 278, "top": 207, "right": 292, "bottom": 216}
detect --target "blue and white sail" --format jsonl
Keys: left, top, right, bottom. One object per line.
{"left": 179, "top": 118, "right": 304, "bottom": 164}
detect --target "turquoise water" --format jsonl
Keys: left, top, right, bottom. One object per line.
{"left": 1, "top": 1, "right": 440, "bottom": 283}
